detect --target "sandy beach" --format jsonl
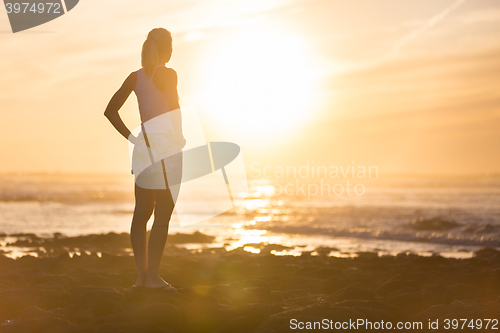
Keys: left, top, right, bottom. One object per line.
{"left": 0, "top": 232, "right": 499, "bottom": 332}
{"left": 2, "top": 0, "right": 500, "bottom": 331}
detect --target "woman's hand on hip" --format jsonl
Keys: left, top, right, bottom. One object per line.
{"left": 128, "top": 133, "right": 138, "bottom": 145}
{"left": 177, "top": 136, "right": 186, "bottom": 149}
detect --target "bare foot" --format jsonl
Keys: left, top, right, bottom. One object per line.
{"left": 144, "top": 275, "right": 174, "bottom": 289}
{"left": 134, "top": 272, "right": 147, "bottom": 287}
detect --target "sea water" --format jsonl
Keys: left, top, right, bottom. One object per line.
{"left": 0, "top": 173, "right": 499, "bottom": 258}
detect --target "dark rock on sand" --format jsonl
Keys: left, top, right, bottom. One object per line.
{"left": 335, "top": 284, "right": 376, "bottom": 302}
{"left": 0, "top": 288, "right": 70, "bottom": 321}
{"left": 420, "top": 284, "right": 451, "bottom": 306}
{"left": 387, "top": 292, "right": 425, "bottom": 314}
{"left": 475, "top": 247, "right": 500, "bottom": 258}
{"left": 322, "top": 277, "right": 349, "bottom": 294}
{"left": 377, "top": 279, "right": 421, "bottom": 296}
{"left": 214, "top": 316, "right": 255, "bottom": 333}
{"left": 1, "top": 314, "right": 74, "bottom": 333}
{"left": 0, "top": 232, "right": 498, "bottom": 332}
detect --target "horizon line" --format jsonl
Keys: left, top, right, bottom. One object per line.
{"left": 0, "top": 171, "right": 499, "bottom": 178}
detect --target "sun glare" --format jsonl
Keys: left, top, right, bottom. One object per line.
{"left": 198, "top": 29, "right": 318, "bottom": 138}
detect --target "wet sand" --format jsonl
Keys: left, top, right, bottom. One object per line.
{"left": 0, "top": 232, "right": 499, "bottom": 332}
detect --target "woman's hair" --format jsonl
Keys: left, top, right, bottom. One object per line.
{"left": 141, "top": 28, "right": 172, "bottom": 77}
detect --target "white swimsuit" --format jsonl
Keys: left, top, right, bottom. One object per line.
{"left": 131, "top": 65, "right": 182, "bottom": 190}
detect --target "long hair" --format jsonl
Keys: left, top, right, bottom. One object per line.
{"left": 141, "top": 28, "right": 172, "bottom": 77}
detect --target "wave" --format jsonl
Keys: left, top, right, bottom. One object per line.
{"left": 0, "top": 191, "right": 132, "bottom": 203}
{"left": 408, "top": 217, "right": 461, "bottom": 231}
{"left": 256, "top": 223, "right": 500, "bottom": 248}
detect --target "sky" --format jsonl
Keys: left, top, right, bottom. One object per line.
{"left": 0, "top": 0, "right": 499, "bottom": 175}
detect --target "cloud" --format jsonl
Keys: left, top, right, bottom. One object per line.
{"left": 454, "top": 7, "right": 500, "bottom": 24}
{"left": 384, "top": 0, "right": 467, "bottom": 60}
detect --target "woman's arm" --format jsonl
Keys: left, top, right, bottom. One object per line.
{"left": 104, "top": 72, "right": 137, "bottom": 143}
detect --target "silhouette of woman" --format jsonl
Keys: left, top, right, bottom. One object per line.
{"left": 104, "top": 28, "right": 185, "bottom": 291}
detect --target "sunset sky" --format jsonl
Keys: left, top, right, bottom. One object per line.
{"left": 0, "top": 0, "right": 499, "bottom": 175}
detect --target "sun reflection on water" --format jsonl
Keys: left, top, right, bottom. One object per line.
{"left": 253, "top": 185, "right": 275, "bottom": 197}
{"left": 243, "top": 246, "right": 261, "bottom": 254}
{"left": 270, "top": 249, "right": 301, "bottom": 257}
{"left": 225, "top": 228, "right": 268, "bottom": 251}
{"left": 242, "top": 199, "right": 269, "bottom": 211}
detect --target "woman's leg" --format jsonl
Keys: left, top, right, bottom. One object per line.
{"left": 130, "top": 183, "right": 155, "bottom": 287}
{"left": 144, "top": 186, "right": 175, "bottom": 288}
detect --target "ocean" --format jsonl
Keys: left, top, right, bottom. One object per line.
{"left": 0, "top": 173, "right": 499, "bottom": 259}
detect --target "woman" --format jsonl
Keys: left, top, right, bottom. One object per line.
{"left": 104, "top": 28, "right": 185, "bottom": 291}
